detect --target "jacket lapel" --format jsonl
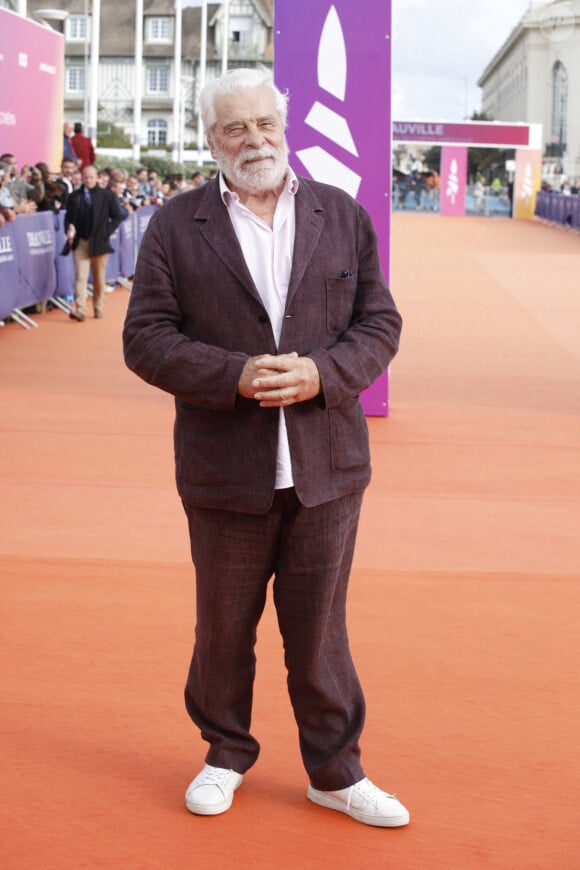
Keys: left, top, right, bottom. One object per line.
{"left": 190, "top": 176, "right": 325, "bottom": 311}
{"left": 193, "top": 180, "right": 263, "bottom": 307}
{"left": 286, "top": 178, "right": 325, "bottom": 308}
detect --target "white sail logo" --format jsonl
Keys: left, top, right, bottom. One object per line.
{"left": 521, "top": 163, "right": 533, "bottom": 201}
{"left": 295, "top": 6, "right": 362, "bottom": 198}
{"left": 446, "top": 159, "right": 459, "bottom": 204}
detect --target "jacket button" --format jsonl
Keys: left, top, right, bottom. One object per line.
{"left": 258, "top": 314, "right": 268, "bottom": 324}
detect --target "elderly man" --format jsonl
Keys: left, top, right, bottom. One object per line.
{"left": 65, "top": 165, "right": 123, "bottom": 320}
{"left": 63, "top": 121, "right": 78, "bottom": 164}
{"left": 123, "top": 68, "right": 408, "bottom": 828}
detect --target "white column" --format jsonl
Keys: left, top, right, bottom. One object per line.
{"left": 172, "top": 1, "right": 183, "bottom": 163}
{"left": 221, "top": 0, "right": 229, "bottom": 74}
{"left": 88, "top": 0, "right": 101, "bottom": 145}
{"left": 196, "top": 0, "right": 208, "bottom": 164}
{"left": 133, "top": 0, "right": 144, "bottom": 161}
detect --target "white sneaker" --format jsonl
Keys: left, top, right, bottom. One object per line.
{"left": 185, "top": 764, "right": 244, "bottom": 816}
{"left": 307, "top": 776, "right": 410, "bottom": 827}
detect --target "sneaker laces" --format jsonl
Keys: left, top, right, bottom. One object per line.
{"left": 195, "top": 766, "right": 233, "bottom": 792}
{"left": 345, "top": 777, "right": 396, "bottom": 811}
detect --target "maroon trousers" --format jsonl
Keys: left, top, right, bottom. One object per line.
{"left": 182, "top": 487, "right": 367, "bottom": 791}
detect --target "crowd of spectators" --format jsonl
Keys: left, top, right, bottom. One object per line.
{"left": 541, "top": 178, "right": 580, "bottom": 195}
{"left": 0, "top": 141, "right": 215, "bottom": 228}
{"left": 392, "top": 170, "right": 441, "bottom": 211}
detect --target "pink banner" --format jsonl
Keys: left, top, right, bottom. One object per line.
{"left": 440, "top": 146, "right": 467, "bottom": 217}
{"left": 0, "top": 9, "right": 64, "bottom": 172}
{"left": 393, "top": 121, "right": 531, "bottom": 147}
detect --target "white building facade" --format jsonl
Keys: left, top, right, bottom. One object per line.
{"left": 11, "top": 0, "right": 273, "bottom": 154}
{"left": 478, "top": 0, "right": 580, "bottom": 180}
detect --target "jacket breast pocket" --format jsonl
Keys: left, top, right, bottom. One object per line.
{"left": 325, "top": 274, "right": 358, "bottom": 334}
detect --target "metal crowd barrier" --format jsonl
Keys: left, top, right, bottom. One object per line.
{"left": 0, "top": 206, "right": 157, "bottom": 329}
{"left": 534, "top": 191, "right": 580, "bottom": 229}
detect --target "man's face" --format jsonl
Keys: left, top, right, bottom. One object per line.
{"left": 61, "top": 160, "right": 74, "bottom": 178}
{"left": 208, "top": 85, "right": 288, "bottom": 197}
{"left": 64, "top": 122, "right": 74, "bottom": 137}
{"left": 82, "top": 167, "right": 98, "bottom": 189}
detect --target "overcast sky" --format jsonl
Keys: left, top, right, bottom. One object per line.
{"left": 391, "top": 0, "right": 532, "bottom": 120}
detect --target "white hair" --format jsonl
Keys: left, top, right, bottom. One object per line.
{"left": 200, "top": 66, "right": 288, "bottom": 136}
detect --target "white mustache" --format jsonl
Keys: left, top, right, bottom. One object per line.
{"left": 238, "top": 147, "right": 278, "bottom": 166}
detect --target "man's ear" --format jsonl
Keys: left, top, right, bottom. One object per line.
{"left": 206, "top": 133, "right": 217, "bottom": 160}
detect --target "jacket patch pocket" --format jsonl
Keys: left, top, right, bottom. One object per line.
{"left": 329, "top": 399, "right": 370, "bottom": 471}
{"left": 325, "top": 274, "right": 357, "bottom": 334}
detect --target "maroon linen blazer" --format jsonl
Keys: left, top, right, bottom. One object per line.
{"left": 122, "top": 176, "right": 402, "bottom": 513}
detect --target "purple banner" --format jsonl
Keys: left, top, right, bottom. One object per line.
{"left": 12, "top": 212, "right": 57, "bottom": 307}
{"left": 274, "top": 0, "right": 391, "bottom": 275}
{"left": 393, "top": 121, "right": 531, "bottom": 147}
{"left": 136, "top": 206, "right": 156, "bottom": 248}
{"left": 119, "top": 215, "right": 136, "bottom": 278}
{"left": 0, "top": 221, "right": 19, "bottom": 320}
{"left": 104, "top": 229, "right": 121, "bottom": 283}
{"left": 54, "top": 210, "right": 75, "bottom": 299}
{"left": 440, "top": 146, "right": 467, "bottom": 217}
{"left": 275, "top": 0, "right": 392, "bottom": 415}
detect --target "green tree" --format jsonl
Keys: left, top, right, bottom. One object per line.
{"left": 97, "top": 121, "right": 131, "bottom": 148}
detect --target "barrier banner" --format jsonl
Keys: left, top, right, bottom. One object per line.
{"left": 53, "top": 211, "right": 75, "bottom": 299}
{"left": 571, "top": 196, "right": 580, "bottom": 229}
{"left": 274, "top": 0, "right": 392, "bottom": 414}
{"left": 104, "top": 229, "right": 122, "bottom": 283}
{"left": 440, "top": 146, "right": 467, "bottom": 217}
{"left": 12, "top": 212, "right": 57, "bottom": 307}
{"left": 136, "top": 206, "right": 156, "bottom": 248}
{"left": 0, "top": 221, "right": 19, "bottom": 320}
{"left": 119, "top": 215, "right": 136, "bottom": 278}
{"left": 514, "top": 149, "right": 542, "bottom": 220}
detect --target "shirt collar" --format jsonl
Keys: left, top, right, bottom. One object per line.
{"left": 219, "top": 166, "right": 299, "bottom": 206}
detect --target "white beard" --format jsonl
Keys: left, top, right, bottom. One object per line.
{"left": 213, "top": 140, "right": 289, "bottom": 195}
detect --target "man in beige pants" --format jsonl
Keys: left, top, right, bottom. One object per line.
{"left": 64, "top": 165, "right": 123, "bottom": 320}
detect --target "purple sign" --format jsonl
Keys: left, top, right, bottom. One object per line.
{"left": 440, "top": 146, "right": 467, "bottom": 217}
{"left": 274, "top": 0, "right": 391, "bottom": 276}
{"left": 275, "top": 0, "right": 392, "bottom": 415}
{"left": 393, "top": 121, "right": 531, "bottom": 147}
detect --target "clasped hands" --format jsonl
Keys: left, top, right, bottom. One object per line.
{"left": 238, "top": 352, "right": 320, "bottom": 408}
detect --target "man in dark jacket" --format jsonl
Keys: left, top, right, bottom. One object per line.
{"left": 123, "top": 68, "right": 409, "bottom": 828}
{"left": 65, "top": 165, "right": 123, "bottom": 320}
